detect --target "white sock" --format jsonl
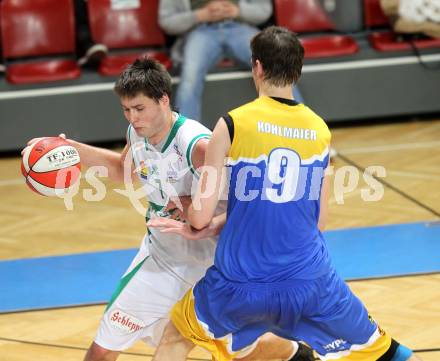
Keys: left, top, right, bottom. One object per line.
{"left": 286, "top": 341, "right": 299, "bottom": 360}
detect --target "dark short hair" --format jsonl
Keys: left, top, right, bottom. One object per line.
{"left": 114, "top": 57, "right": 172, "bottom": 102}
{"left": 251, "top": 26, "right": 304, "bottom": 86}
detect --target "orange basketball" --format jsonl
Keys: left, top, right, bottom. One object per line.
{"left": 21, "top": 137, "right": 81, "bottom": 196}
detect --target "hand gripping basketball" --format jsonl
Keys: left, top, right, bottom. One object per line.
{"left": 21, "top": 136, "right": 81, "bottom": 196}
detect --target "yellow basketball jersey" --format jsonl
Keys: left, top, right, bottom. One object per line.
{"left": 228, "top": 96, "right": 330, "bottom": 163}
{"left": 216, "top": 96, "right": 332, "bottom": 282}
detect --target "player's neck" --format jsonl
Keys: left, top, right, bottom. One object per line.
{"left": 148, "top": 110, "right": 175, "bottom": 146}
{"left": 258, "top": 83, "right": 294, "bottom": 101}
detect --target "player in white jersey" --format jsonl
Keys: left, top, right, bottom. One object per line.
{"left": 91, "top": 116, "right": 220, "bottom": 353}
{"left": 22, "top": 58, "right": 217, "bottom": 360}
{"left": 126, "top": 116, "right": 216, "bottom": 280}
{"left": 71, "top": 58, "right": 222, "bottom": 360}
{"left": 23, "top": 58, "right": 314, "bottom": 361}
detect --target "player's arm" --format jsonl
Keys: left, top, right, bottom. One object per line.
{"left": 150, "top": 137, "right": 226, "bottom": 237}
{"left": 23, "top": 134, "right": 132, "bottom": 183}
{"left": 162, "top": 138, "right": 209, "bottom": 220}
{"left": 191, "top": 137, "right": 209, "bottom": 170}
{"left": 318, "top": 167, "right": 331, "bottom": 232}
{"left": 65, "top": 139, "right": 130, "bottom": 183}
{"left": 188, "top": 118, "right": 231, "bottom": 230}
{"left": 147, "top": 212, "right": 227, "bottom": 240}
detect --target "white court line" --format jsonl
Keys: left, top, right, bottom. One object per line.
{"left": 0, "top": 179, "right": 25, "bottom": 186}
{"left": 328, "top": 189, "right": 362, "bottom": 205}
{"left": 1, "top": 54, "right": 440, "bottom": 100}
{"left": 387, "top": 170, "right": 440, "bottom": 181}
{"left": 338, "top": 141, "right": 440, "bottom": 155}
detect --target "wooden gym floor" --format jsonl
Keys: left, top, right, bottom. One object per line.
{"left": 0, "top": 119, "right": 439, "bottom": 360}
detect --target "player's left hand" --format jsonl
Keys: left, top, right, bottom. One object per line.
{"left": 147, "top": 218, "right": 211, "bottom": 240}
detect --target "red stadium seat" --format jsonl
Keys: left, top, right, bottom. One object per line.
{"left": 364, "top": 0, "right": 440, "bottom": 52}
{"left": 0, "top": 0, "right": 81, "bottom": 84}
{"left": 364, "top": 0, "right": 389, "bottom": 28}
{"left": 0, "top": 7, "right": 2, "bottom": 68}
{"left": 369, "top": 32, "right": 440, "bottom": 51}
{"left": 87, "top": 0, "right": 171, "bottom": 76}
{"left": 274, "top": 0, "right": 359, "bottom": 58}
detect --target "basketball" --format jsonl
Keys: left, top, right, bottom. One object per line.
{"left": 21, "top": 137, "right": 81, "bottom": 197}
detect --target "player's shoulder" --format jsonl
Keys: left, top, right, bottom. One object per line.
{"left": 181, "top": 116, "right": 209, "bottom": 130}
{"left": 176, "top": 116, "right": 211, "bottom": 141}
{"left": 171, "top": 116, "right": 211, "bottom": 159}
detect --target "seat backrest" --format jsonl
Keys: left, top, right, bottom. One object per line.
{"left": 274, "top": 0, "right": 335, "bottom": 33}
{"left": 364, "top": 0, "right": 389, "bottom": 27}
{"left": 0, "top": 7, "right": 2, "bottom": 49}
{"left": 87, "top": 0, "right": 165, "bottom": 49}
{"left": 0, "top": 0, "right": 76, "bottom": 59}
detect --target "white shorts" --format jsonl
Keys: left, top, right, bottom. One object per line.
{"left": 95, "top": 239, "right": 209, "bottom": 351}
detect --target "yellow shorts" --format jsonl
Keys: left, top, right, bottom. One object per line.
{"left": 170, "top": 288, "right": 258, "bottom": 361}
{"left": 171, "top": 288, "right": 397, "bottom": 361}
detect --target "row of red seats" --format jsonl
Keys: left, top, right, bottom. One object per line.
{"left": 275, "top": 0, "right": 440, "bottom": 58}
{"left": 1, "top": 0, "right": 439, "bottom": 85}
{"left": 363, "top": 0, "right": 440, "bottom": 51}
{"left": 0, "top": 0, "right": 170, "bottom": 84}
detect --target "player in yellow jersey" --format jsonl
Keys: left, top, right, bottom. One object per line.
{"left": 151, "top": 26, "right": 422, "bottom": 361}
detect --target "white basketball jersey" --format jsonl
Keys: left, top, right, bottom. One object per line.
{"left": 127, "top": 113, "right": 216, "bottom": 282}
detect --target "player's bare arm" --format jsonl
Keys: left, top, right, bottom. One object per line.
{"left": 191, "top": 137, "right": 209, "bottom": 171}
{"left": 23, "top": 133, "right": 135, "bottom": 184}
{"left": 188, "top": 118, "right": 231, "bottom": 230}
{"left": 147, "top": 212, "right": 226, "bottom": 241}
{"left": 67, "top": 140, "right": 130, "bottom": 183}
{"left": 163, "top": 137, "right": 210, "bottom": 220}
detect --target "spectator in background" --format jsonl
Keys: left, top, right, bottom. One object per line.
{"left": 158, "top": 0, "right": 304, "bottom": 122}
{"left": 74, "top": 0, "right": 108, "bottom": 68}
{"left": 380, "top": 0, "right": 440, "bottom": 38}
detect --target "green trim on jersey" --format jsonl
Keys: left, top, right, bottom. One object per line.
{"left": 127, "top": 125, "right": 135, "bottom": 160}
{"left": 127, "top": 125, "right": 132, "bottom": 143}
{"left": 145, "top": 201, "right": 165, "bottom": 223}
{"left": 128, "top": 124, "right": 149, "bottom": 152}
{"left": 161, "top": 114, "right": 186, "bottom": 153}
{"left": 104, "top": 256, "right": 149, "bottom": 312}
{"left": 148, "top": 201, "right": 165, "bottom": 212}
{"left": 186, "top": 133, "right": 211, "bottom": 174}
